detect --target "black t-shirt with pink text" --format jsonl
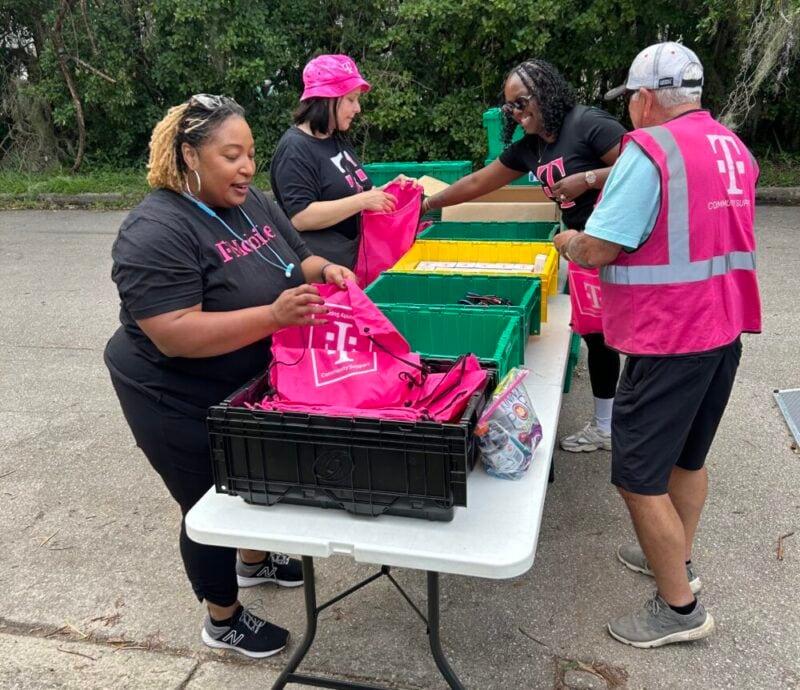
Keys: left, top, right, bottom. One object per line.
{"left": 270, "top": 126, "right": 372, "bottom": 268}
{"left": 104, "top": 187, "right": 311, "bottom": 412}
{"left": 499, "top": 105, "right": 626, "bottom": 230}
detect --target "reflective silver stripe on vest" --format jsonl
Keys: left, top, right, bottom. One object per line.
{"left": 601, "top": 125, "right": 756, "bottom": 285}
{"left": 601, "top": 251, "right": 756, "bottom": 285}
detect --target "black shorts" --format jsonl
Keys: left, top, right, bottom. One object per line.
{"left": 611, "top": 338, "right": 742, "bottom": 495}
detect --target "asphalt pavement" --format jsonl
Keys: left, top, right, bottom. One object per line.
{"left": 0, "top": 207, "right": 798, "bottom": 689}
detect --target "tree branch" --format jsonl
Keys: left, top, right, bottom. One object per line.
{"left": 68, "top": 56, "right": 117, "bottom": 83}
{"left": 80, "top": 0, "right": 99, "bottom": 55}
{"left": 53, "top": 0, "right": 86, "bottom": 173}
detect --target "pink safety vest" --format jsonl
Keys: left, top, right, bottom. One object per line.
{"left": 600, "top": 110, "right": 762, "bottom": 356}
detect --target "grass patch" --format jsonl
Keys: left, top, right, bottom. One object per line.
{"left": 0, "top": 170, "right": 149, "bottom": 195}
{"left": 0, "top": 169, "right": 272, "bottom": 209}
{"left": 754, "top": 152, "right": 800, "bottom": 187}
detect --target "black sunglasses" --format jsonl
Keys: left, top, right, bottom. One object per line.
{"left": 501, "top": 94, "right": 534, "bottom": 115}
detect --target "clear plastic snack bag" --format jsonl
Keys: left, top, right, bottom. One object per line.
{"left": 475, "top": 368, "right": 542, "bottom": 480}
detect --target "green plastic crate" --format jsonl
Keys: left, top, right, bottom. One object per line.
{"left": 483, "top": 108, "right": 523, "bottom": 159}
{"left": 419, "top": 220, "right": 558, "bottom": 243}
{"left": 366, "top": 272, "right": 541, "bottom": 343}
{"left": 563, "top": 331, "right": 582, "bottom": 393}
{"left": 377, "top": 305, "right": 524, "bottom": 380}
{"left": 363, "top": 160, "right": 472, "bottom": 187}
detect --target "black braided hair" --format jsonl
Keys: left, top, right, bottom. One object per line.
{"left": 501, "top": 59, "right": 576, "bottom": 144}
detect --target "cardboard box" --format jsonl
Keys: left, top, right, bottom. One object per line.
{"left": 417, "top": 175, "right": 452, "bottom": 196}
{"left": 473, "top": 186, "right": 550, "bottom": 203}
{"left": 443, "top": 201, "right": 558, "bottom": 222}
{"left": 417, "top": 176, "right": 558, "bottom": 222}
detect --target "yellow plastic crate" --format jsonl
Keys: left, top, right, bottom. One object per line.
{"left": 390, "top": 240, "right": 559, "bottom": 321}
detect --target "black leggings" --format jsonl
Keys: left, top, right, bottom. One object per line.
{"left": 582, "top": 332, "right": 621, "bottom": 399}
{"left": 109, "top": 374, "right": 238, "bottom": 607}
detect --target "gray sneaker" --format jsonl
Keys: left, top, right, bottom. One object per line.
{"left": 560, "top": 422, "right": 612, "bottom": 453}
{"left": 617, "top": 544, "right": 702, "bottom": 594}
{"left": 608, "top": 594, "right": 715, "bottom": 648}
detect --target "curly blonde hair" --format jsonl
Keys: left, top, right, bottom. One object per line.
{"left": 146, "top": 96, "right": 245, "bottom": 192}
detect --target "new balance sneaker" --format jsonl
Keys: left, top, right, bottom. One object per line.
{"left": 201, "top": 606, "right": 289, "bottom": 658}
{"left": 236, "top": 552, "right": 304, "bottom": 588}
{"left": 617, "top": 544, "right": 702, "bottom": 594}
{"left": 607, "top": 594, "right": 714, "bottom": 648}
{"left": 560, "top": 422, "right": 612, "bottom": 452}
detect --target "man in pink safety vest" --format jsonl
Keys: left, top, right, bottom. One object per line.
{"left": 554, "top": 42, "right": 761, "bottom": 648}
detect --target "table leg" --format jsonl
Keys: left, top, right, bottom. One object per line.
{"left": 271, "top": 562, "right": 466, "bottom": 689}
{"left": 272, "top": 556, "right": 318, "bottom": 690}
{"left": 427, "top": 572, "right": 465, "bottom": 690}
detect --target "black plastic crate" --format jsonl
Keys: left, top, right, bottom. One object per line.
{"left": 208, "top": 363, "right": 491, "bottom": 521}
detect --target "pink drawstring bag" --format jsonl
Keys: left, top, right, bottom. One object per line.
{"left": 355, "top": 182, "right": 423, "bottom": 286}
{"left": 414, "top": 354, "right": 487, "bottom": 421}
{"left": 264, "top": 281, "right": 487, "bottom": 421}
{"left": 269, "top": 281, "right": 423, "bottom": 409}
{"left": 259, "top": 354, "right": 485, "bottom": 422}
{"left": 567, "top": 262, "right": 604, "bottom": 335}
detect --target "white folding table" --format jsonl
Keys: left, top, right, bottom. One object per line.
{"left": 186, "top": 294, "right": 572, "bottom": 690}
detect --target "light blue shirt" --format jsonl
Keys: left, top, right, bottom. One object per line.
{"left": 584, "top": 142, "right": 660, "bottom": 250}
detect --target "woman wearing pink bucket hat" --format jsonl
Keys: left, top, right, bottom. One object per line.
{"left": 270, "top": 54, "right": 399, "bottom": 269}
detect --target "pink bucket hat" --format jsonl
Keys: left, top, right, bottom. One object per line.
{"left": 300, "top": 54, "right": 371, "bottom": 101}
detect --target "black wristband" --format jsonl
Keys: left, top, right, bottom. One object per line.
{"left": 320, "top": 262, "right": 334, "bottom": 282}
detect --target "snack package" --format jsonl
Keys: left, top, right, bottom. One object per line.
{"left": 475, "top": 368, "right": 542, "bottom": 480}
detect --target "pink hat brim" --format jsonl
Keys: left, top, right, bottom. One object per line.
{"left": 300, "top": 76, "right": 371, "bottom": 101}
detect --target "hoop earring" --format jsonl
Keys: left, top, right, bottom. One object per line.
{"left": 184, "top": 169, "right": 202, "bottom": 196}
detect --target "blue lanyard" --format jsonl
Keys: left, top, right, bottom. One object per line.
{"left": 184, "top": 194, "right": 295, "bottom": 279}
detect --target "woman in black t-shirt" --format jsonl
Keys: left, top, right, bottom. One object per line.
{"left": 270, "top": 54, "right": 400, "bottom": 269}
{"left": 104, "top": 94, "right": 354, "bottom": 659}
{"left": 423, "top": 59, "right": 626, "bottom": 454}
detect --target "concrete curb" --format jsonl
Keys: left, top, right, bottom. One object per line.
{"left": 1, "top": 187, "right": 799, "bottom": 208}
{"left": 0, "top": 192, "right": 142, "bottom": 208}
{"left": 755, "top": 186, "right": 800, "bottom": 205}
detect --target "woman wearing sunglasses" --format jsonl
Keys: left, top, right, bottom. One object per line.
{"left": 423, "top": 59, "right": 626, "bottom": 455}
{"left": 104, "top": 94, "right": 355, "bottom": 659}
{"left": 270, "top": 55, "right": 400, "bottom": 270}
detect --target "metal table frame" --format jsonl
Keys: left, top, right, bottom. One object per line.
{"left": 274, "top": 559, "right": 462, "bottom": 689}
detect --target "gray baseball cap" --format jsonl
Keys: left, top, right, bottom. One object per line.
{"left": 605, "top": 42, "right": 704, "bottom": 100}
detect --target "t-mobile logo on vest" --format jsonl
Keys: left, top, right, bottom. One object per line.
{"left": 215, "top": 225, "right": 276, "bottom": 263}
{"left": 330, "top": 151, "right": 369, "bottom": 191}
{"left": 536, "top": 157, "right": 576, "bottom": 209}
{"left": 308, "top": 304, "right": 377, "bottom": 386}
{"left": 707, "top": 135, "right": 746, "bottom": 195}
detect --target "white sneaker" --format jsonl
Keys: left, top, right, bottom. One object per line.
{"left": 560, "top": 422, "right": 612, "bottom": 452}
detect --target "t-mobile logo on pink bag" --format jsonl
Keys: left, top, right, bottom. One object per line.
{"left": 582, "top": 281, "right": 602, "bottom": 314}
{"left": 309, "top": 305, "right": 377, "bottom": 386}
{"left": 707, "top": 135, "right": 746, "bottom": 195}
{"left": 325, "top": 321, "right": 357, "bottom": 365}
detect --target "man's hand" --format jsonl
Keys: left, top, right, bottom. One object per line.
{"left": 554, "top": 229, "right": 580, "bottom": 260}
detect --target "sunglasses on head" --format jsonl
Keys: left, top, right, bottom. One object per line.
{"left": 501, "top": 94, "right": 534, "bottom": 115}
{"left": 190, "top": 93, "right": 228, "bottom": 110}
